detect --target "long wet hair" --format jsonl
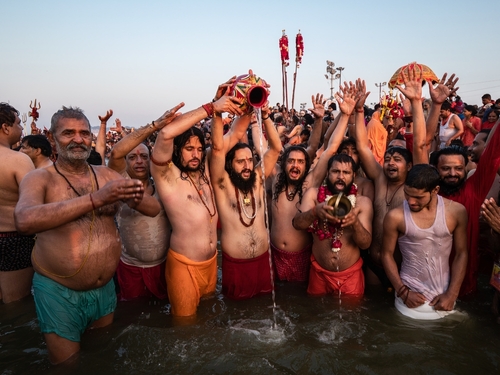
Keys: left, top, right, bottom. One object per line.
{"left": 172, "top": 126, "right": 207, "bottom": 180}
{"left": 273, "top": 146, "right": 311, "bottom": 203}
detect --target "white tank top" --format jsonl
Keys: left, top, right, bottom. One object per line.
{"left": 439, "top": 114, "right": 458, "bottom": 148}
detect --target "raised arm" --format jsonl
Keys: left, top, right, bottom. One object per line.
{"left": 395, "top": 65, "right": 427, "bottom": 164}
{"left": 260, "top": 105, "right": 283, "bottom": 179}
{"left": 96, "top": 109, "right": 113, "bottom": 165}
{"left": 108, "top": 104, "right": 183, "bottom": 173}
{"left": 304, "top": 94, "right": 326, "bottom": 161}
{"left": 354, "top": 84, "right": 383, "bottom": 180}
{"left": 426, "top": 73, "right": 459, "bottom": 149}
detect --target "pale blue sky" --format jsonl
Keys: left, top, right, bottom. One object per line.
{"left": 2, "top": 0, "right": 499, "bottom": 130}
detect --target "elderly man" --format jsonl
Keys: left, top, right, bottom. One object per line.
{"left": 0, "top": 103, "right": 35, "bottom": 303}
{"left": 15, "top": 106, "right": 165, "bottom": 364}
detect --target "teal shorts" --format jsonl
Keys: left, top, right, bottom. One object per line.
{"left": 32, "top": 272, "right": 117, "bottom": 342}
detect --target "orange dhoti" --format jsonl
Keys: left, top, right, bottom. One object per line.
{"left": 165, "top": 249, "right": 217, "bottom": 317}
{"left": 307, "top": 255, "right": 364, "bottom": 296}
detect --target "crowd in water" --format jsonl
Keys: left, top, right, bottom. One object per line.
{"left": 1, "top": 67, "right": 499, "bottom": 365}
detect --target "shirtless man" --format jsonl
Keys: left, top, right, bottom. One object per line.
{"left": 14, "top": 106, "right": 161, "bottom": 364}
{"left": 0, "top": 103, "right": 35, "bottom": 303}
{"left": 382, "top": 164, "right": 468, "bottom": 320}
{"left": 150, "top": 87, "right": 244, "bottom": 316}
{"left": 269, "top": 90, "right": 363, "bottom": 282}
{"left": 19, "top": 134, "right": 53, "bottom": 169}
{"left": 293, "top": 152, "right": 373, "bottom": 296}
{"left": 353, "top": 80, "right": 415, "bottom": 289}
{"left": 211, "top": 103, "right": 282, "bottom": 300}
{"left": 107, "top": 108, "right": 185, "bottom": 300}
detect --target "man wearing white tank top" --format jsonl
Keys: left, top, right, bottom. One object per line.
{"left": 438, "top": 100, "right": 463, "bottom": 149}
{"left": 381, "top": 164, "right": 468, "bottom": 320}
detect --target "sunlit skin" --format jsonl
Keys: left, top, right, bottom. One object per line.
{"left": 52, "top": 118, "right": 92, "bottom": 162}
{"left": 231, "top": 148, "right": 254, "bottom": 180}
{"left": 181, "top": 136, "right": 203, "bottom": 171}
{"left": 126, "top": 144, "right": 150, "bottom": 180}
{"left": 468, "top": 133, "right": 487, "bottom": 163}
{"left": 328, "top": 161, "right": 354, "bottom": 194}
{"left": 383, "top": 152, "right": 410, "bottom": 182}
{"left": 404, "top": 186, "right": 435, "bottom": 212}
{"left": 285, "top": 150, "right": 307, "bottom": 182}
{"left": 436, "top": 154, "right": 466, "bottom": 187}
{"left": 339, "top": 144, "right": 359, "bottom": 165}
{"left": 486, "top": 112, "right": 498, "bottom": 124}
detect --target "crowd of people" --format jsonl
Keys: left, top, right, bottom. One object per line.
{"left": 1, "top": 67, "right": 499, "bottom": 365}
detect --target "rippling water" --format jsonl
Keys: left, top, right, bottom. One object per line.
{"left": 1, "top": 264, "right": 499, "bottom": 374}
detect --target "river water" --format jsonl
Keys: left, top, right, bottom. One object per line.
{"left": 1, "top": 251, "right": 499, "bottom": 375}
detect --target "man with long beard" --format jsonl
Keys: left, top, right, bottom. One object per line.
{"left": 210, "top": 104, "right": 282, "bottom": 300}
{"left": 270, "top": 90, "right": 362, "bottom": 282}
{"left": 293, "top": 153, "right": 373, "bottom": 296}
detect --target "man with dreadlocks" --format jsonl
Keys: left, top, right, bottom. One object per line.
{"left": 150, "top": 84, "right": 244, "bottom": 318}
{"left": 270, "top": 91, "right": 358, "bottom": 282}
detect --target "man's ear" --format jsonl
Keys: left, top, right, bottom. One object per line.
{"left": 1, "top": 122, "right": 10, "bottom": 134}
{"left": 433, "top": 185, "right": 440, "bottom": 195}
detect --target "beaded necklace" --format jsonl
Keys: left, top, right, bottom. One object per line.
{"left": 186, "top": 173, "right": 217, "bottom": 222}
{"left": 308, "top": 182, "right": 357, "bottom": 253}
{"left": 235, "top": 187, "right": 257, "bottom": 227}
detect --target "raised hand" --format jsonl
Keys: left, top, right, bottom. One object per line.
{"left": 335, "top": 81, "right": 357, "bottom": 115}
{"left": 153, "top": 102, "right": 185, "bottom": 129}
{"left": 395, "top": 65, "right": 423, "bottom": 102}
{"left": 482, "top": 197, "right": 500, "bottom": 233}
{"left": 212, "top": 91, "right": 244, "bottom": 116}
{"left": 354, "top": 79, "right": 371, "bottom": 111}
{"left": 213, "top": 76, "right": 237, "bottom": 102}
{"left": 98, "top": 109, "right": 113, "bottom": 123}
{"left": 429, "top": 73, "right": 460, "bottom": 104}
{"left": 309, "top": 93, "right": 325, "bottom": 119}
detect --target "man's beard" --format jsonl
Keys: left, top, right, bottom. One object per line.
{"left": 286, "top": 168, "right": 306, "bottom": 188}
{"left": 439, "top": 176, "right": 466, "bottom": 196}
{"left": 229, "top": 168, "right": 256, "bottom": 193}
{"left": 326, "top": 178, "right": 353, "bottom": 195}
{"left": 178, "top": 157, "right": 202, "bottom": 173}
{"left": 56, "top": 142, "right": 91, "bottom": 162}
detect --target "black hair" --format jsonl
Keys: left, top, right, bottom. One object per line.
{"left": 273, "top": 146, "right": 311, "bottom": 203}
{"left": 405, "top": 164, "right": 440, "bottom": 192}
{"left": 0, "top": 102, "right": 19, "bottom": 127}
{"left": 385, "top": 146, "right": 413, "bottom": 164}
{"left": 441, "top": 101, "right": 452, "bottom": 111}
{"left": 464, "top": 105, "right": 477, "bottom": 116}
{"left": 21, "top": 134, "right": 52, "bottom": 157}
{"left": 225, "top": 142, "right": 253, "bottom": 174}
{"left": 430, "top": 145, "right": 468, "bottom": 167}
{"left": 338, "top": 137, "right": 356, "bottom": 153}
{"left": 327, "top": 153, "right": 356, "bottom": 172}
{"left": 172, "top": 126, "right": 206, "bottom": 174}
{"left": 87, "top": 149, "right": 103, "bottom": 165}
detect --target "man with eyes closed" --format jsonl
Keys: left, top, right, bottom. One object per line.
{"left": 106, "top": 109, "right": 184, "bottom": 301}
{"left": 14, "top": 106, "right": 162, "bottom": 365}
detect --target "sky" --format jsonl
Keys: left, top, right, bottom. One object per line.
{"left": 2, "top": 0, "right": 499, "bottom": 131}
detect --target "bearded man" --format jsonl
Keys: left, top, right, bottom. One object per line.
{"left": 293, "top": 153, "right": 373, "bottom": 296}
{"left": 210, "top": 105, "right": 282, "bottom": 300}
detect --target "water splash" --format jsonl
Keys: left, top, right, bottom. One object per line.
{"left": 253, "top": 107, "right": 278, "bottom": 329}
